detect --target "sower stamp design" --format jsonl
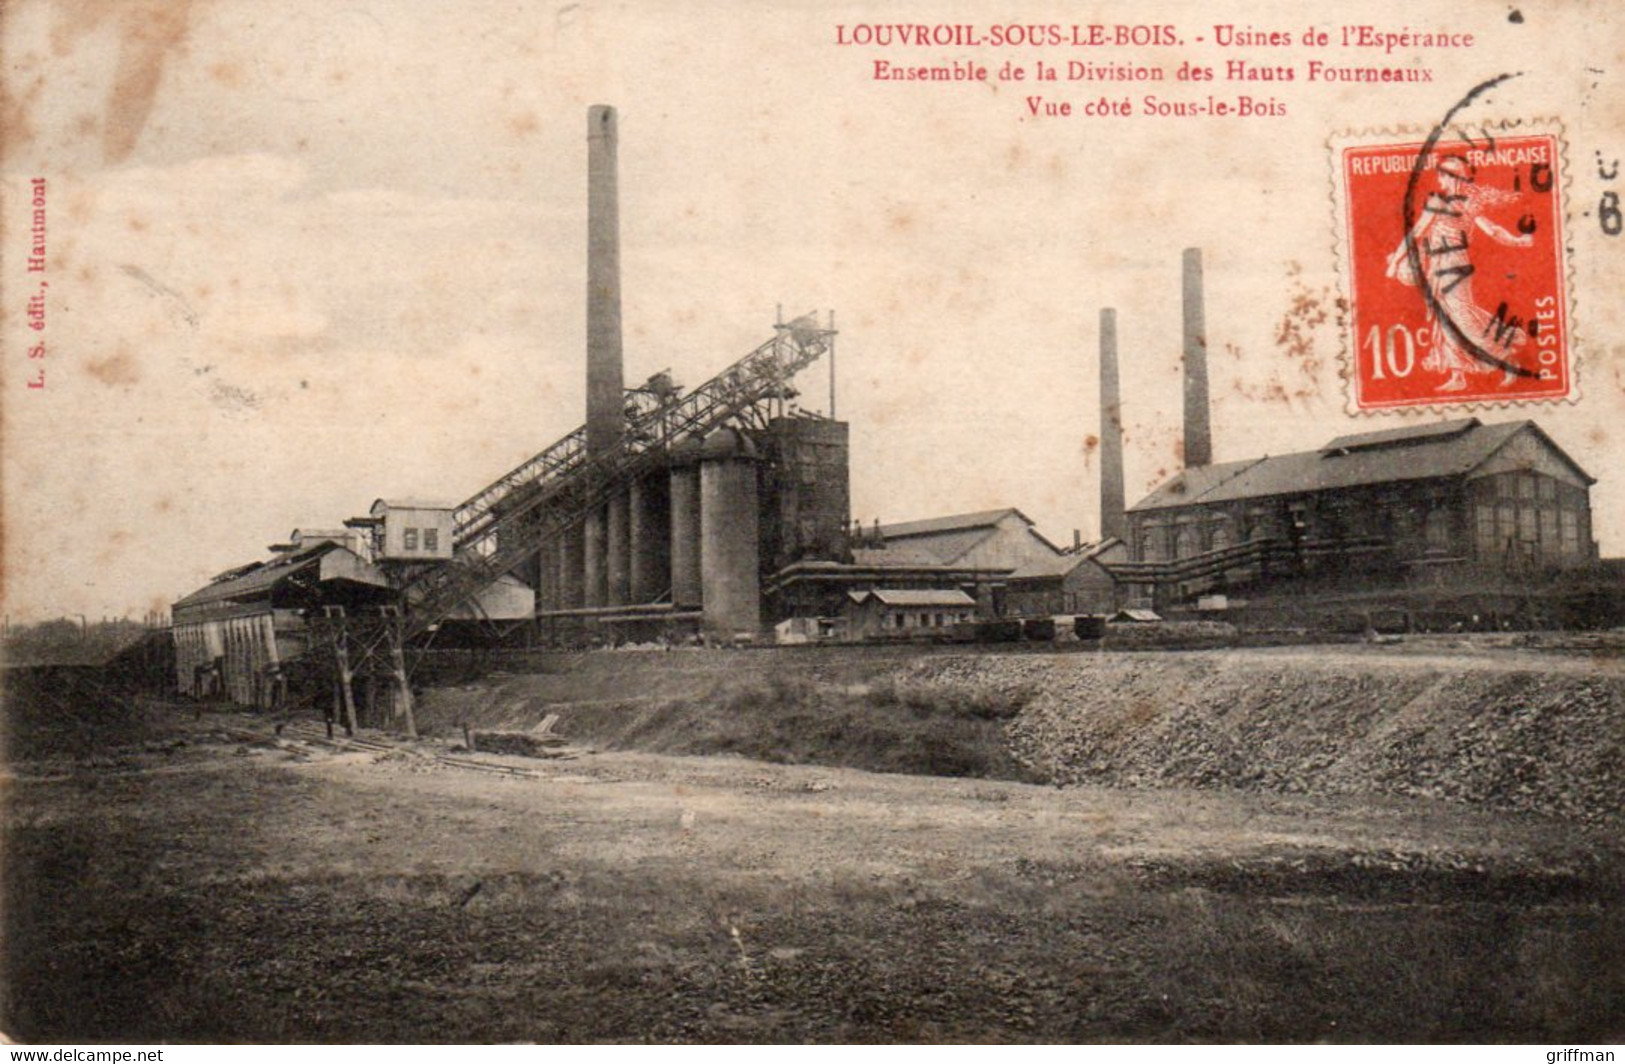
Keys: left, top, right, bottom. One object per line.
{"left": 1332, "top": 120, "right": 1572, "bottom": 411}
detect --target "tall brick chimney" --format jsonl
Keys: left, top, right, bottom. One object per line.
{"left": 1181, "top": 247, "right": 1211, "bottom": 468}
{"left": 1099, "top": 307, "right": 1127, "bottom": 543}
{"left": 586, "top": 105, "right": 624, "bottom": 458}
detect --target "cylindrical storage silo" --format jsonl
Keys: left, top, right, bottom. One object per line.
{"left": 668, "top": 437, "right": 704, "bottom": 608}
{"left": 606, "top": 489, "right": 631, "bottom": 607}
{"left": 537, "top": 539, "right": 558, "bottom": 613}
{"left": 630, "top": 471, "right": 671, "bottom": 603}
{"left": 559, "top": 522, "right": 585, "bottom": 608}
{"left": 583, "top": 505, "right": 608, "bottom": 608}
{"left": 699, "top": 427, "right": 761, "bottom": 639}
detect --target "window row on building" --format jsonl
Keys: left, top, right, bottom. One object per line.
{"left": 1130, "top": 471, "right": 1591, "bottom": 569}
{"left": 881, "top": 609, "right": 974, "bottom": 630}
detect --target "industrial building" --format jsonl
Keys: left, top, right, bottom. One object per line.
{"left": 1004, "top": 541, "right": 1127, "bottom": 618}
{"left": 874, "top": 509, "right": 1063, "bottom": 571}
{"left": 171, "top": 538, "right": 394, "bottom": 708}
{"left": 842, "top": 588, "right": 979, "bottom": 639}
{"left": 1125, "top": 419, "right": 1594, "bottom": 567}
{"left": 1097, "top": 247, "right": 1599, "bottom": 611}
{"left": 764, "top": 511, "right": 1067, "bottom": 624}
{"left": 170, "top": 106, "right": 1606, "bottom": 714}
{"left": 173, "top": 105, "right": 855, "bottom": 708}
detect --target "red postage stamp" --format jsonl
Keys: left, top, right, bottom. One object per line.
{"left": 1332, "top": 125, "right": 1571, "bottom": 411}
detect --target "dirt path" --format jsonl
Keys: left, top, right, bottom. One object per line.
{"left": 4, "top": 711, "right": 1622, "bottom": 1042}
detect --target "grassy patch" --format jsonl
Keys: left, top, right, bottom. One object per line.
{"left": 1, "top": 666, "right": 184, "bottom": 762}
{"left": 552, "top": 673, "right": 1038, "bottom": 781}
{"left": 865, "top": 676, "right": 1036, "bottom": 721}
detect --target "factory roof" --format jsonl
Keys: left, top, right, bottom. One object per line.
{"left": 1131, "top": 458, "right": 1262, "bottom": 512}
{"left": 1008, "top": 538, "right": 1121, "bottom": 579}
{"left": 173, "top": 542, "right": 393, "bottom": 614}
{"left": 846, "top": 588, "right": 978, "bottom": 608}
{"left": 270, "top": 528, "right": 361, "bottom": 553}
{"left": 1321, "top": 418, "right": 1481, "bottom": 453}
{"left": 1129, "top": 419, "right": 1592, "bottom": 513}
{"left": 850, "top": 544, "right": 950, "bottom": 567}
{"left": 369, "top": 498, "right": 458, "bottom": 513}
{"left": 878, "top": 507, "right": 1033, "bottom": 539}
{"left": 289, "top": 527, "right": 354, "bottom": 541}
{"left": 173, "top": 543, "right": 337, "bottom": 611}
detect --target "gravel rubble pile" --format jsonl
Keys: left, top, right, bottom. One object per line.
{"left": 907, "top": 654, "right": 1625, "bottom": 824}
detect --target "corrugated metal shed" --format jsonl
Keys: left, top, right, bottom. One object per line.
{"left": 172, "top": 542, "right": 390, "bottom": 614}
{"left": 174, "top": 544, "right": 329, "bottom": 612}
{"left": 1129, "top": 419, "right": 1592, "bottom": 513}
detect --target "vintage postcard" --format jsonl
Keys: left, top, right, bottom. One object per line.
{"left": 2, "top": 0, "right": 1623, "bottom": 1046}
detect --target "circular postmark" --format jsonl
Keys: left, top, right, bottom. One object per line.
{"left": 1398, "top": 73, "right": 1559, "bottom": 387}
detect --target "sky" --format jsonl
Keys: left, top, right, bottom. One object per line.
{"left": 3, "top": 0, "right": 1623, "bottom": 622}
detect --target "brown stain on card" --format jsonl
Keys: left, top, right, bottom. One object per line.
{"left": 0, "top": 74, "right": 45, "bottom": 160}
{"left": 207, "top": 61, "right": 245, "bottom": 88}
{"left": 87, "top": 345, "right": 142, "bottom": 387}
{"left": 96, "top": 528, "right": 133, "bottom": 568}
{"left": 1271, "top": 266, "right": 1348, "bottom": 403}
{"left": 49, "top": 0, "right": 197, "bottom": 162}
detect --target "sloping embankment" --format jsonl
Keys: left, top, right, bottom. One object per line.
{"left": 414, "top": 647, "right": 1036, "bottom": 780}
{"left": 416, "top": 646, "right": 1624, "bottom": 823}
{"left": 932, "top": 652, "right": 1622, "bottom": 824}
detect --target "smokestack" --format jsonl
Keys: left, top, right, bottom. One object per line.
{"left": 1181, "top": 247, "right": 1212, "bottom": 468}
{"left": 1099, "top": 307, "right": 1127, "bottom": 543}
{"left": 586, "top": 105, "right": 624, "bottom": 458}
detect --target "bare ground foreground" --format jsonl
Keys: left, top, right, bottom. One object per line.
{"left": 3, "top": 643, "right": 1624, "bottom": 1043}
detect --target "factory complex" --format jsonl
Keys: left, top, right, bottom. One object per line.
{"left": 170, "top": 107, "right": 1603, "bottom": 722}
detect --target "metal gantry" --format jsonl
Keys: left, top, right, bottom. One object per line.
{"left": 401, "top": 315, "right": 835, "bottom": 643}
